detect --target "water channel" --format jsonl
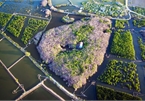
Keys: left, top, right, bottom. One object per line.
{"left": 0, "top": 0, "right": 145, "bottom": 100}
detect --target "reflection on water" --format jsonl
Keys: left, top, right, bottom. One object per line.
{"left": 0, "top": 0, "right": 47, "bottom": 17}
{"left": 71, "top": 0, "right": 87, "bottom": 6}
{"left": 51, "top": 0, "right": 68, "bottom": 6}
{"left": 23, "top": 86, "right": 59, "bottom": 100}
{"left": 0, "top": 39, "right": 23, "bottom": 67}
{"left": 10, "top": 57, "right": 45, "bottom": 90}
{"left": 0, "top": 39, "right": 62, "bottom": 100}
{"left": 0, "top": 64, "right": 21, "bottom": 100}
{"left": 51, "top": 0, "right": 87, "bottom": 7}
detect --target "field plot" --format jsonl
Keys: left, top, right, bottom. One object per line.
{"left": 111, "top": 30, "right": 135, "bottom": 60}
{"left": 0, "top": 12, "right": 12, "bottom": 28}
{"left": 97, "top": 85, "right": 141, "bottom": 100}
{"left": 21, "top": 18, "right": 48, "bottom": 44}
{"left": 115, "top": 20, "right": 128, "bottom": 28}
{"left": 98, "top": 60, "right": 140, "bottom": 92}
{"left": 6, "top": 15, "right": 26, "bottom": 37}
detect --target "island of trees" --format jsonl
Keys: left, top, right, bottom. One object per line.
{"left": 0, "top": 12, "right": 12, "bottom": 28}
{"left": 7, "top": 15, "right": 26, "bottom": 37}
{"left": 133, "top": 19, "right": 145, "bottom": 27}
{"left": 98, "top": 60, "right": 140, "bottom": 92}
{"left": 115, "top": 20, "right": 128, "bottom": 29}
{"left": 97, "top": 85, "right": 141, "bottom": 100}
{"left": 21, "top": 18, "right": 48, "bottom": 44}
{"left": 37, "top": 17, "right": 112, "bottom": 90}
{"left": 111, "top": 30, "right": 135, "bottom": 60}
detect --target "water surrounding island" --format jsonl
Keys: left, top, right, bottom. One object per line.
{"left": 1, "top": 0, "right": 145, "bottom": 100}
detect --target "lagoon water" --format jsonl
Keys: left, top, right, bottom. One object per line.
{"left": 52, "top": 0, "right": 87, "bottom": 7}
{"left": 1, "top": 0, "right": 145, "bottom": 100}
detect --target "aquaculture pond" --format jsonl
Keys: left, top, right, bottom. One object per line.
{"left": 0, "top": 39, "right": 67, "bottom": 100}
{"left": 10, "top": 57, "right": 45, "bottom": 90}
{"left": 0, "top": 64, "right": 21, "bottom": 100}
{"left": 23, "top": 86, "right": 59, "bottom": 100}
{"left": 1, "top": 0, "right": 145, "bottom": 100}
{"left": 0, "top": 39, "right": 23, "bottom": 67}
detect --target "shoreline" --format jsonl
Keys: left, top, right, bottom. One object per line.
{"left": 0, "top": 12, "right": 80, "bottom": 100}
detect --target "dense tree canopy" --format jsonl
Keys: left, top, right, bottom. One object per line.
{"left": 115, "top": 20, "right": 128, "bottom": 29}
{"left": 111, "top": 30, "right": 135, "bottom": 60}
{"left": 131, "top": 6, "right": 145, "bottom": 16}
{"left": 7, "top": 15, "right": 26, "bottom": 37}
{"left": 133, "top": 19, "right": 145, "bottom": 27}
{"left": 21, "top": 18, "right": 48, "bottom": 44}
{"left": 98, "top": 60, "right": 140, "bottom": 91}
{"left": 98, "top": 60, "right": 140, "bottom": 92}
{"left": 138, "top": 38, "right": 145, "bottom": 60}
{"left": 97, "top": 85, "right": 142, "bottom": 100}
{"left": 0, "top": 12, "right": 12, "bottom": 27}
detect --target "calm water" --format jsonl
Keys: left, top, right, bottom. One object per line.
{"left": 0, "top": 64, "right": 21, "bottom": 100}
{"left": 23, "top": 86, "right": 59, "bottom": 100}
{"left": 0, "top": 39, "right": 23, "bottom": 67}
{"left": 1, "top": 0, "right": 145, "bottom": 100}
{"left": 51, "top": 0, "right": 68, "bottom": 5}
{"left": 0, "top": 39, "right": 70, "bottom": 100}
{"left": 10, "top": 57, "right": 45, "bottom": 90}
{"left": 51, "top": 0, "right": 87, "bottom": 7}
{"left": 0, "top": 0, "right": 48, "bottom": 17}
{"left": 71, "top": 0, "right": 87, "bottom": 6}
